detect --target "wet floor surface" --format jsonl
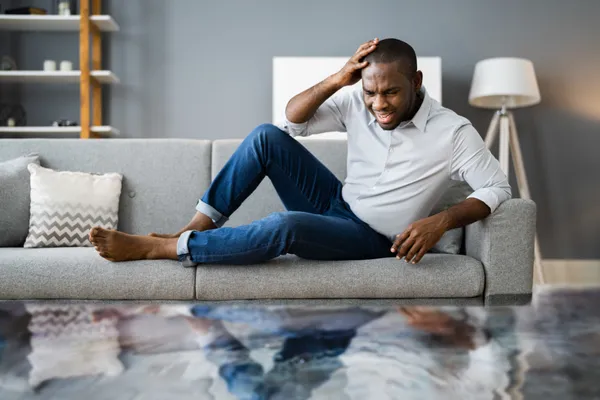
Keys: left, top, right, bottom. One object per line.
{"left": 1, "top": 287, "right": 599, "bottom": 399}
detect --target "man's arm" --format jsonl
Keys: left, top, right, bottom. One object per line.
{"left": 450, "top": 124, "right": 512, "bottom": 213}
{"left": 392, "top": 124, "right": 511, "bottom": 264}
{"left": 442, "top": 197, "right": 492, "bottom": 230}
{"left": 285, "top": 76, "right": 345, "bottom": 124}
{"left": 281, "top": 76, "right": 347, "bottom": 138}
{"left": 280, "top": 39, "right": 378, "bottom": 137}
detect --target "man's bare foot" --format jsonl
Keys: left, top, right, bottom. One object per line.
{"left": 184, "top": 316, "right": 213, "bottom": 334}
{"left": 148, "top": 232, "right": 183, "bottom": 239}
{"left": 149, "top": 211, "right": 217, "bottom": 238}
{"left": 89, "top": 227, "right": 178, "bottom": 262}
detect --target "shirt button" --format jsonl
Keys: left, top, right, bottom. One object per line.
{"left": 389, "top": 148, "right": 393, "bottom": 153}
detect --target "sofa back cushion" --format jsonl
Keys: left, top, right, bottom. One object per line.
{"left": 0, "top": 139, "right": 212, "bottom": 235}
{"left": 0, "top": 154, "right": 40, "bottom": 246}
{"left": 212, "top": 138, "right": 348, "bottom": 227}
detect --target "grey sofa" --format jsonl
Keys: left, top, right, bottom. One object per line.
{"left": 0, "top": 138, "right": 535, "bottom": 305}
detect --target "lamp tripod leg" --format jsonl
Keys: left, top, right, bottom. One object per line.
{"left": 484, "top": 111, "right": 500, "bottom": 149}
{"left": 499, "top": 113, "right": 511, "bottom": 175}
{"left": 507, "top": 113, "right": 546, "bottom": 285}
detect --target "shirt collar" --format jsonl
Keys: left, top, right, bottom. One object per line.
{"left": 368, "top": 87, "right": 432, "bottom": 132}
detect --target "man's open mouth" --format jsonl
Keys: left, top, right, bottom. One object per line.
{"left": 375, "top": 111, "right": 395, "bottom": 124}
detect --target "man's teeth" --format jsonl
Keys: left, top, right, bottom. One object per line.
{"left": 377, "top": 112, "right": 393, "bottom": 122}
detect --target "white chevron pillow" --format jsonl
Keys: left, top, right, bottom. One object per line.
{"left": 24, "top": 164, "right": 123, "bottom": 248}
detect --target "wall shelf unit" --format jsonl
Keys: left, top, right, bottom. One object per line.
{"left": 0, "top": 0, "right": 119, "bottom": 138}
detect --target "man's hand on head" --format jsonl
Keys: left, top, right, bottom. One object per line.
{"left": 390, "top": 213, "right": 449, "bottom": 264}
{"left": 332, "top": 38, "right": 379, "bottom": 88}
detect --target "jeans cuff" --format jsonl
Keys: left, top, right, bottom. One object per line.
{"left": 177, "top": 230, "right": 197, "bottom": 267}
{"left": 196, "top": 200, "right": 229, "bottom": 228}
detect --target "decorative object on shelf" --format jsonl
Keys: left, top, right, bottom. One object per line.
{"left": 469, "top": 56, "right": 544, "bottom": 284}
{"left": 58, "top": 1, "right": 70, "bottom": 16}
{"left": 43, "top": 59, "right": 56, "bottom": 71}
{"left": 4, "top": 7, "right": 47, "bottom": 15}
{"left": 56, "top": 0, "right": 76, "bottom": 16}
{"left": 52, "top": 119, "right": 78, "bottom": 127}
{"left": 0, "top": 103, "right": 26, "bottom": 127}
{"left": 59, "top": 60, "right": 73, "bottom": 71}
{"left": 1, "top": 56, "right": 17, "bottom": 71}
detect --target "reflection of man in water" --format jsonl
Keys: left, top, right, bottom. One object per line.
{"left": 186, "top": 305, "right": 512, "bottom": 400}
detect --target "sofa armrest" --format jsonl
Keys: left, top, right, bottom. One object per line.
{"left": 465, "top": 198, "right": 536, "bottom": 306}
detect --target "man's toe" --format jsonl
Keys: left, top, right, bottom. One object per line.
{"left": 99, "top": 252, "right": 115, "bottom": 262}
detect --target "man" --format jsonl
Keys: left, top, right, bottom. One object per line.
{"left": 90, "top": 38, "right": 510, "bottom": 265}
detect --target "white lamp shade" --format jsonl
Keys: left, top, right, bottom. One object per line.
{"left": 469, "top": 57, "right": 541, "bottom": 109}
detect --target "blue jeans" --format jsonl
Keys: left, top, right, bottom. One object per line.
{"left": 177, "top": 123, "right": 392, "bottom": 265}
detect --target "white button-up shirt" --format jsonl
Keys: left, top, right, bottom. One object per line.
{"left": 280, "top": 86, "right": 511, "bottom": 241}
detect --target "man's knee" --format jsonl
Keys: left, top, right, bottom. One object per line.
{"left": 247, "top": 123, "right": 288, "bottom": 145}
{"left": 267, "top": 212, "right": 329, "bottom": 257}
{"left": 268, "top": 212, "right": 294, "bottom": 235}
{"left": 267, "top": 212, "right": 308, "bottom": 241}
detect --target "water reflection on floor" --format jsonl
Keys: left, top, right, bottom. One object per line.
{"left": 1, "top": 287, "right": 599, "bottom": 399}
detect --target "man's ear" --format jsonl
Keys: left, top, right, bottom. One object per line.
{"left": 414, "top": 70, "right": 423, "bottom": 91}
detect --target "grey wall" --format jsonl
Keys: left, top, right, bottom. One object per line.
{"left": 1, "top": 0, "right": 599, "bottom": 259}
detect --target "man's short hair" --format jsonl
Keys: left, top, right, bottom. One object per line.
{"left": 363, "top": 39, "right": 417, "bottom": 76}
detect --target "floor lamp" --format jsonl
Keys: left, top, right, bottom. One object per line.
{"left": 468, "top": 57, "right": 545, "bottom": 284}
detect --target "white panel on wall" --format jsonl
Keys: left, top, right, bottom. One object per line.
{"left": 273, "top": 57, "right": 442, "bottom": 139}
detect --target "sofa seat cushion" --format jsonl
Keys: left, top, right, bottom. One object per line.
{"left": 196, "top": 254, "right": 484, "bottom": 300}
{"left": 0, "top": 248, "right": 195, "bottom": 300}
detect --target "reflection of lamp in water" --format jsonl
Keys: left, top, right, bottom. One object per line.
{"left": 469, "top": 57, "right": 544, "bottom": 283}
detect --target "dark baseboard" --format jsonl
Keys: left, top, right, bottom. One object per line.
{"left": 485, "top": 293, "right": 532, "bottom": 306}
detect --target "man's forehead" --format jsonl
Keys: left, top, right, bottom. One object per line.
{"left": 362, "top": 65, "right": 411, "bottom": 89}
{"left": 362, "top": 62, "right": 412, "bottom": 79}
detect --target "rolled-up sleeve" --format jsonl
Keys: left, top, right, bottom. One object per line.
{"left": 276, "top": 90, "right": 349, "bottom": 137}
{"left": 450, "top": 124, "right": 512, "bottom": 213}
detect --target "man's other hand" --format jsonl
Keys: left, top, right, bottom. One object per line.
{"left": 332, "top": 38, "right": 379, "bottom": 87}
{"left": 390, "top": 213, "right": 448, "bottom": 264}
{"left": 399, "top": 307, "right": 476, "bottom": 350}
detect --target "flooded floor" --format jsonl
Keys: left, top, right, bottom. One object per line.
{"left": 1, "top": 287, "right": 599, "bottom": 399}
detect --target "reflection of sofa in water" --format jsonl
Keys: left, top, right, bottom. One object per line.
{"left": 0, "top": 139, "right": 535, "bottom": 305}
